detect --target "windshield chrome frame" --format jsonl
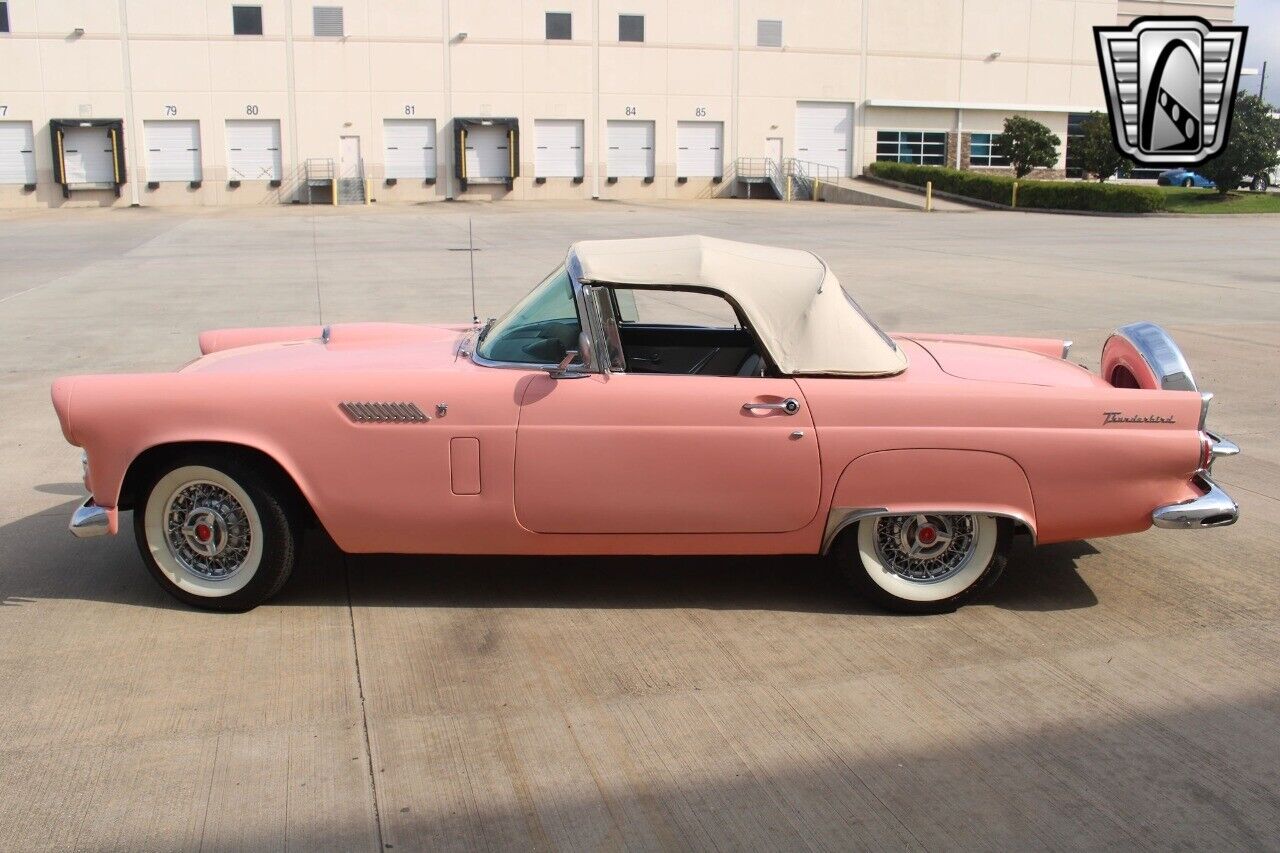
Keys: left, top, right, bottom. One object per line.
{"left": 466, "top": 249, "right": 605, "bottom": 375}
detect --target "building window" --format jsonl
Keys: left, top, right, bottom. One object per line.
{"left": 875, "top": 130, "right": 947, "bottom": 165}
{"left": 232, "top": 5, "right": 263, "bottom": 36}
{"left": 757, "top": 19, "right": 782, "bottom": 47}
{"left": 1064, "top": 112, "right": 1089, "bottom": 178}
{"left": 313, "top": 6, "right": 343, "bottom": 37}
{"left": 619, "top": 14, "right": 643, "bottom": 43}
{"left": 546, "top": 12, "right": 571, "bottom": 40}
{"left": 0, "top": 1, "right": 9, "bottom": 33}
{"left": 969, "top": 133, "right": 1009, "bottom": 168}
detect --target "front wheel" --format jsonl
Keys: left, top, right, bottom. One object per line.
{"left": 134, "top": 456, "right": 298, "bottom": 611}
{"left": 1250, "top": 175, "right": 1268, "bottom": 193}
{"left": 1181, "top": 177, "right": 1194, "bottom": 188}
{"left": 833, "top": 513, "right": 1011, "bottom": 614}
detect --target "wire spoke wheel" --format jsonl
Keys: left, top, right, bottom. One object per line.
{"left": 162, "top": 481, "right": 254, "bottom": 581}
{"left": 872, "top": 513, "right": 977, "bottom": 584}
{"left": 842, "top": 512, "right": 1009, "bottom": 611}
{"left": 140, "top": 462, "right": 278, "bottom": 603}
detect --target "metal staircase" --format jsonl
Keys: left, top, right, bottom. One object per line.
{"left": 303, "top": 158, "right": 335, "bottom": 204}
{"left": 734, "top": 157, "right": 787, "bottom": 199}
{"left": 337, "top": 157, "right": 366, "bottom": 205}
{"left": 303, "top": 157, "right": 366, "bottom": 204}
{"left": 734, "top": 157, "right": 841, "bottom": 201}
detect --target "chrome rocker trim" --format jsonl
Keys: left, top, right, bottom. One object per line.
{"left": 70, "top": 497, "right": 111, "bottom": 538}
{"left": 1152, "top": 472, "right": 1238, "bottom": 529}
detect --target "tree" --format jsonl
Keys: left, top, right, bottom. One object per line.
{"left": 1198, "top": 93, "right": 1280, "bottom": 194}
{"left": 995, "top": 115, "right": 1061, "bottom": 178}
{"left": 1076, "top": 111, "right": 1133, "bottom": 182}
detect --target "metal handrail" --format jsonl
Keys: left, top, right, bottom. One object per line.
{"left": 735, "top": 156, "right": 842, "bottom": 201}
{"left": 783, "top": 157, "right": 839, "bottom": 184}
{"left": 734, "top": 157, "right": 787, "bottom": 199}
{"left": 304, "top": 157, "right": 335, "bottom": 183}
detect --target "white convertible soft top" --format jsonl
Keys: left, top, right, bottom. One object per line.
{"left": 572, "top": 235, "right": 908, "bottom": 377}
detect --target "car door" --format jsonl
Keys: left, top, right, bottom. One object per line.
{"left": 513, "top": 371, "right": 821, "bottom": 534}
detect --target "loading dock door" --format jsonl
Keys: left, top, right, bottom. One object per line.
{"left": 795, "top": 102, "right": 852, "bottom": 177}
{"left": 226, "top": 119, "right": 282, "bottom": 181}
{"left": 534, "top": 119, "right": 584, "bottom": 178}
{"left": 607, "top": 120, "right": 655, "bottom": 178}
{"left": 144, "top": 120, "right": 202, "bottom": 182}
{"left": 62, "top": 126, "right": 116, "bottom": 184}
{"left": 384, "top": 119, "right": 436, "bottom": 180}
{"left": 0, "top": 121, "right": 37, "bottom": 185}
{"left": 464, "top": 125, "right": 509, "bottom": 180}
{"left": 676, "top": 121, "right": 723, "bottom": 177}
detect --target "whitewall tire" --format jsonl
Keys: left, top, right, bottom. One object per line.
{"left": 834, "top": 513, "right": 1011, "bottom": 613}
{"left": 134, "top": 455, "right": 298, "bottom": 611}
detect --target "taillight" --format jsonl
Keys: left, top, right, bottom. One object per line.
{"left": 1199, "top": 432, "right": 1214, "bottom": 470}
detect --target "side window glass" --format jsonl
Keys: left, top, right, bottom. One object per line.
{"left": 586, "top": 286, "right": 626, "bottom": 371}
{"left": 613, "top": 288, "right": 741, "bottom": 328}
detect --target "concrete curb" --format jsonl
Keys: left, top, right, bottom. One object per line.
{"left": 858, "top": 175, "right": 1156, "bottom": 218}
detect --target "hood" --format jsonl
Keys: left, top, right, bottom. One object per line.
{"left": 907, "top": 337, "right": 1106, "bottom": 388}
{"left": 186, "top": 323, "right": 470, "bottom": 374}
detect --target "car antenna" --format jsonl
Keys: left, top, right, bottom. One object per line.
{"left": 468, "top": 217, "right": 479, "bottom": 326}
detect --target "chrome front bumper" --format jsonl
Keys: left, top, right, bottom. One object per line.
{"left": 69, "top": 497, "right": 111, "bottom": 538}
{"left": 1152, "top": 472, "right": 1239, "bottom": 529}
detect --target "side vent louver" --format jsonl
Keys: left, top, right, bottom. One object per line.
{"left": 339, "top": 402, "right": 430, "bottom": 424}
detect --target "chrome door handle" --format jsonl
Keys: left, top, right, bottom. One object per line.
{"left": 742, "top": 397, "right": 800, "bottom": 415}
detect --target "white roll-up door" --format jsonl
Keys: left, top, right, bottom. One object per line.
{"left": 795, "top": 102, "right": 853, "bottom": 177}
{"left": 62, "top": 126, "right": 115, "bottom": 184}
{"left": 607, "top": 120, "right": 655, "bottom": 178}
{"left": 534, "top": 119, "right": 584, "bottom": 178}
{"left": 676, "top": 121, "right": 723, "bottom": 178}
{"left": 463, "top": 124, "right": 509, "bottom": 180}
{"left": 0, "top": 121, "right": 37, "bottom": 185}
{"left": 226, "top": 119, "right": 282, "bottom": 181}
{"left": 383, "top": 119, "right": 436, "bottom": 179}
{"left": 144, "top": 120, "right": 202, "bottom": 182}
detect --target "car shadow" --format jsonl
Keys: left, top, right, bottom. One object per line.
{"left": 0, "top": 498, "right": 1098, "bottom": 614}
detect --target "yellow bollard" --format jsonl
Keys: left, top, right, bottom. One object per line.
{"left": 812, "top": 178, "right": 820, "bottom": 202}
{"left": 1011, "top": 181, "right": 1019, "bottom": 208}
{"left": 786, "top": 175, "right": 792, "bottom": 201}
{"left": 364, "top": 178, "right": 371, "bottom": 205}
{"left": 925, "top": 180, "right": 933, "bottom": 212}
{"left": 331, "top": 177, "right": 338, "bottom": 205}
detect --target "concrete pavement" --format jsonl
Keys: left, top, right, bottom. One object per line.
{"left": 1, "top": 199, "right": 1278, "bottom": 850}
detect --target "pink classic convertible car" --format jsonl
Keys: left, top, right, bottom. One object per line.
{"left": 51, "top": 236, "right": 1238, "bottom": 613}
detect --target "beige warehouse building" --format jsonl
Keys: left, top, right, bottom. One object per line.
{"left": 0, "top": 0, "right": 1236, "bottom": 208}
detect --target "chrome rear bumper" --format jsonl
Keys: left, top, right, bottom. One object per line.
{"left": 69, "top": 497, "right": 111, "bottom": 538}
{"left": 1152, "top": 472, "right": 1239, "bottom": 530}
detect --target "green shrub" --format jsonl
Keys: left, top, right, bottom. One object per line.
{"left": 865, "top": 162, "right": 1166, "bottom": 213}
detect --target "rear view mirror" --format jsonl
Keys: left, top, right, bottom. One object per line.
{"left": 576, "top": 331, "right": 595, "bottom": 370}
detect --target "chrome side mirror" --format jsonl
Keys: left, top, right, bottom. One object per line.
{"left": 546, "top": 350, "right": 581, "bottom": 379}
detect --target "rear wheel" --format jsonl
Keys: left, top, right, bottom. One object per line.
{"left": 833, "top": 513, "right": 1011, "bottom": 614}
{"left": 1181, "top": 177, "right": 1194, "bottom": 188}
{"left": 134, "top": 456, "right": 298, "bottom": 611}
{"left": 1250, "top": 175, "right": 1268, "bottom": 193}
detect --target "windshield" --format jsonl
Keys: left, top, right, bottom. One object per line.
{"left": 476, "top": 265, "right": 583, "bottom": 365}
